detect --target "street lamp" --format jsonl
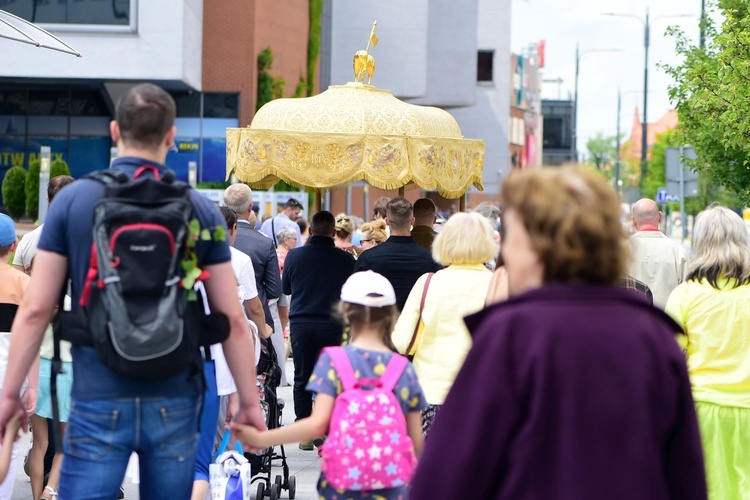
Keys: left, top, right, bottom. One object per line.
{"left": 573, "top": 44, "right": 621, "bottom": 163}
{"left": 603, "top": 8, "right": 693, "bottom": 193}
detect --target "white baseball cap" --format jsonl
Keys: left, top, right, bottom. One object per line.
{"left": 340, "top": 271, "right": 396, "bottom": 308}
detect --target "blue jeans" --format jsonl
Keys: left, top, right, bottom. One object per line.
{"left": 58, "top": 396, "right": 202, "bottom": 500}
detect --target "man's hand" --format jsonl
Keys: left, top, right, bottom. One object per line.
{"left": 0, "top": 395, "right": 28, "bottom": 438}
{"left": 262, "top": 324, "right": 273, "bottom": 340}
{"left": 21, "top": 388, "right": 36, "bottom": 417}
{"left": 230, "top": 402, "right": 266, "bottom": 453}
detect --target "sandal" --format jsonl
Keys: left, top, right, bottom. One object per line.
{"left": 40, "top": 485, "right": 58, "bottom": 500}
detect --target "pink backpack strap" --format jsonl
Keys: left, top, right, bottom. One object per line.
{"left": 324, "top": 347, "right": 357, "bottom": 392}
{"left": 379, "top": 353, "right": 408, "bottom": 392}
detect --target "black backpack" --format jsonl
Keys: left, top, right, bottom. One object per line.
{"left": 61, "top": 165, "right": 227, "bottom": 378}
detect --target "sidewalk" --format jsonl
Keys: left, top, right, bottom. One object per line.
{"left": 10, "top": 359, "right": 322, "bottom": 500}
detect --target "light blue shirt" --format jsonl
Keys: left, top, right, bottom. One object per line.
{"left": 259, "top": 213, "right": 302, "bottom": 248}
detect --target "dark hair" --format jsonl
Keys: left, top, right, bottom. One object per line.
{"left": 48, "top": 175, "right": 74, "bottom": 202}
{"left": 339, "top": 302, "right": 399, "bottom": 352}
{"left": 0, "top": 243, "right": 12, "bottom": 257}
{"left": 413, "top": 198, "right": 437, "bottom": 220}
{"left": 386, "top": 197, "right": 413, "bottom": 229}
{"left": 219, "top": 206, "right": 237, "bottom": 229}
{"left": 285, "top": 198, "right": 303, "bottom": 209}
{"left": 310, "top": 211, "right": 335, "bottom": 236}
{"left": 115, "top": 83, "right": 176, "bottom": 149}
{"left": 373, "top": 196, "right": 391, "bottom": 218}
{"left": 296, "top": 217, "right": 308, "bottom": 234}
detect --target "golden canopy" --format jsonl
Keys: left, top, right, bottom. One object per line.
{"left": 226, "top": 54, "right": 485, "bottom": 199}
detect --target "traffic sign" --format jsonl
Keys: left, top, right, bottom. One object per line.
{"left": 656, "top": 187, "right": 668, "bottom": 203}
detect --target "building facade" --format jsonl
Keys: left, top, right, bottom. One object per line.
{"left": 0, "top": 0, "right": 309, "bottom": 193}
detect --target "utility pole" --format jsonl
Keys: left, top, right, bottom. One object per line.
{"left": 641, "top": 7, "right": 650, "bottom": 195}
{"left": 615, "top": 88, "right": 622, "bottom": 195}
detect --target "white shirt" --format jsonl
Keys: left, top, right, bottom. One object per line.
{"left": 12, "top": 224, "right": 44, "bottom": 268}
{"left": 229, "top": 246, "right": 258, "bottom": 301}
{"left": 627, "top": 230, "right": 688, "bottom": 309}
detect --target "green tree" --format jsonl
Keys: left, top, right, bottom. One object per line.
{"left": 644, "top": 129, "right": 681, "bottom": 200}
{"left": 2, "top": 167, "right": 27, "bottom": 220}
{"left": 586, "top": 132, "right": 618, "bottom": 178}
{"left": 665, "top": 0, "right": 750, "bottom": 205}
{"left": 26, "top": 159, "right": 70, "bottom": 220}
{"left": 257, "top": 48, "right": 285, "bottom": 111}
{"left": 307, "top": 0, "right": 323, "bottom": 96}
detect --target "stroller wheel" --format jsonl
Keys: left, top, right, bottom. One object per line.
{"left": 269, "top": 484, "right": 278, "bottom": 500}
{"left": 288, "top": 475, "right": 296, "bottom": 499}
{"left": 275, "top": 474, "right": 282, "bottom": 488}
{"left": 256, "top": 481, "right": 265, "bottom": 499}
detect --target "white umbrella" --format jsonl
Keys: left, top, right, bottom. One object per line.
{"left": 0, "top": 9, "right": 81, "bottom": 57}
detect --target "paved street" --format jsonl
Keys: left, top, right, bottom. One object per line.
{"left": 11, "top": 359, "right": 322, "bottom": 499}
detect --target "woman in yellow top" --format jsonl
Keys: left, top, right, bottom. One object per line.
{"left": 665, "top": 206, "right": 750, "bottom": 500}
{"left": 392, "top": 212, "right": 496, "bottom": 436}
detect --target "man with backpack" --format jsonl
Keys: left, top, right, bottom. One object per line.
{"left": 0, "top": 84, "right": 264, "bottom": 499}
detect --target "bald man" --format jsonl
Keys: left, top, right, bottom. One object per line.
{"left": 627, "top": 198, "right": 688, "bottom": 308}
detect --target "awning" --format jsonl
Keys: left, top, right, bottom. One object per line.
{"left": 0, "top": 9, "right": 81, "bottom": 57}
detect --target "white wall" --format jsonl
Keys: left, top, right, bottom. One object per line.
{"left": 2, "top": 0, "right": 203, "bottom": 89}
{"left": 330, "top": 0, "right": 429, "bottom": 98}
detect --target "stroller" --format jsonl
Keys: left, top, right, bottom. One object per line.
{"left": 247, "top": 337, "right": 296, "bottom": 500}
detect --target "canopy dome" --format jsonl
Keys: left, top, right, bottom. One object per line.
{"left": 227, "top": 45, "right": 485, "bottom": 199}
{"left": 251, "top": 82, "right": 464, "bottom": 139}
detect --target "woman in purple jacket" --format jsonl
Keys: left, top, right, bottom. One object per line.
{"left": 410, "top": 167, "right": 706, "bottom": 500}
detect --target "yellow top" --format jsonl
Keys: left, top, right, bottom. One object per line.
{"left": 391, "top": 264, "right": 492, "bottom": 405}
{"left": 665, "top": 278, "right": 750, "bottom": 408}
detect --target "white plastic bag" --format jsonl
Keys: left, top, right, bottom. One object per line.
{"left": 209, "top": 432, "right": 252, "bottom": 500}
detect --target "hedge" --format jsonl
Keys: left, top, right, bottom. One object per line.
{"left": 2, "top": 167, "right": 28, "bottom": 220}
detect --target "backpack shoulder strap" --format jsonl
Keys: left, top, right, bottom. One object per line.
{"left": 324, "top": 346, "right": 357, "bottom": 392}
{"left": 83, "top": 170, "right": 129, "bottom": 186}
{"left": 379, "top": 353, "right": 408, "bottom": 392}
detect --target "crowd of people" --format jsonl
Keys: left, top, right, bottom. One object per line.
{"left": 0, "top": 83, "right": 747, "bottom": 500}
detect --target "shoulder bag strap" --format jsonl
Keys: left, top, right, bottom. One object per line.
{"left": 406, "top": 272, "right": 434, "bottom": 357}
{"left": 324, "top": 346, "right": 357, "bottom": 391}
{"left": 271, "top": 217, "right": 278, "bottom": 249}
{"left": 379, "top": 354, "right": 408, "bottom": 392}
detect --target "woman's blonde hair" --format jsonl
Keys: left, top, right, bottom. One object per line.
{"left": 431, "top": 212, "right": 497, "bottom": 266}
{"left": 688, "top": 206, "right": 750, "bottom": 288}
{"left": 360, "top": 219, "right": 388, "bottom": 244}
{"left": 501, "top": 167, "right": 626, "bottom": 285}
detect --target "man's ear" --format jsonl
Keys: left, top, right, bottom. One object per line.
{"left": 308, "top": 227, "right": 313, "bottom": 236}
{"left": 165, "top": 125, "right": 177, "bottom": 149}
{"left": 410, "top": 216, "right": 415, "bottom": 227}
{"left": 433, "top": 215, "right": 437, "bottom": 224}
{"left": 631, "top": 216, "right": 638, "bottom": 231}
{"left": 385, "top": 216, "right": 391, "bottom": 227}
{"left": 110, "top": 120, "right": 120, "bottom": 143}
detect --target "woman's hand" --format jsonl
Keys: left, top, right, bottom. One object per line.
{"left": 21, "top": 388, "right": 36, "bottom": 417}
{"left": 231, "top": 422, "right": 269, "bottom": 449}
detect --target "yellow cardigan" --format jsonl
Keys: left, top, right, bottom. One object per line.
{"left": 392, "top": 264, "right": 492, "bottom": 405}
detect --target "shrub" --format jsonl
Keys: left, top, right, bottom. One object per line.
{"left": 2, "top": 167, "right": 28, "bottom": 220}
{"left": 26, "top": 159, "right": 70, "bottom": 220}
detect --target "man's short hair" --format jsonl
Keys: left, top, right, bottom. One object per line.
{"left": 116, "top": 83, "right": 176, "bottom": 149}
{"left": 48, "top": 175, "right": 74, "bottom": 203}
{"left": 285, "top": 198, "right": 303, "bottom": 210}
{"left": 223, "top": 184, "right": 253, "bottom": 214}
{"left": 373, "top": 196, "right": 391, "bottom": 219}
{"left": 413, "top": 198, "right": 437, "bottom": 221}
{"left": 311, "top": 211, "right": 336, "bottom": 236}
{"left": 386, "top": 197, "right": 413, "bottom": 229}
{"left": 219, "top": 206, "right": 237, "bottom": 229}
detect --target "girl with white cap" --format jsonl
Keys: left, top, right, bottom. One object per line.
{"left": 234, "top": 271, "right": 427, "bottom": 499}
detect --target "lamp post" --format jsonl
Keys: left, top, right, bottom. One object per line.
{"left": 603, "top": 9, "right": 692, "bottom": 193}
{"left": 38, "top": 146, "right": 51, "bottom": 224}
{"left": 573, "top": 44, "right": 621, "bottom": 163}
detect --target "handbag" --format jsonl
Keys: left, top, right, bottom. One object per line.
{"left": 405, "top": 273, "right": 434, "bottom": 361}
{"left": 209, "top": 430, "right": 252, "bottom": 500}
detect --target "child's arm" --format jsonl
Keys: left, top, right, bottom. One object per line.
{"left": 406, "top": 411, "right": 424, "bottom": 459}
{"left": 233, "top": 393, "right": 335, "bottom": 449}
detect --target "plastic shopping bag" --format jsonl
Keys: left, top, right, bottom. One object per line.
{"left": 209, "top": 431, "right": 252, "bottom": 500}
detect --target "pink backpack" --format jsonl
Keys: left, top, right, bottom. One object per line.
{"left": 321, "top": 347, "right": 416, "bottom": 491}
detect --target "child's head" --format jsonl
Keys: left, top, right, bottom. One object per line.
{"left": 0, "top": 214, "right": 17, "bottom": 259}
{"left": 339, "top": 271, "right": 398, "bottom": 351}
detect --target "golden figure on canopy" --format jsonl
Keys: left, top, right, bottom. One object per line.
{"left": 353, "top": 21, "right": 378, "bottom": 84}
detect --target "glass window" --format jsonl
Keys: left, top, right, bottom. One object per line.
{"left": 477, "top": 50, "right": 494, "bottom": 82}
{"left": 29, "top": 90, "right": 69, "bottom": 116}
{"left": 1, "top": 0, "right": 135, "bottom": 30}
{"left": 172, "top": 93, "right": 201, "bottom": 118}
{"left": 0, "top": 90, "right": 28, "bottom": 115}
{"left": 204, "top": 93, "right": 239, "bottom": 119}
